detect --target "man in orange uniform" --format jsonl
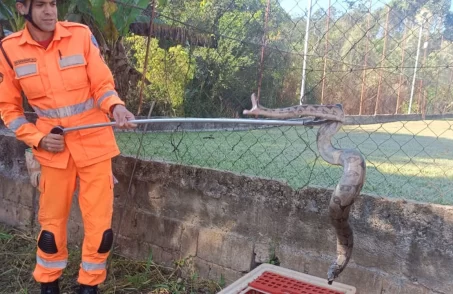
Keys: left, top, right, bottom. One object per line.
{"left": 0, "top": 0, "right": 137, "bottom": 293}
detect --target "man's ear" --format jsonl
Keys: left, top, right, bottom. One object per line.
{"left": 15, "top": 2, "right": 28, "bottom": 15}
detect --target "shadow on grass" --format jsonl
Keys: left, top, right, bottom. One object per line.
{"left": 114, "top": 121, "right": 453, "bottom": 205}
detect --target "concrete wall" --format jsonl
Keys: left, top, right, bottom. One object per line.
{"left": 0, "top": 132, "right": 452, "bottom": 294}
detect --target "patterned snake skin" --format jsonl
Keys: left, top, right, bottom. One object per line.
{"left": 243, "top": 93, "right": 366, "bottom": 284}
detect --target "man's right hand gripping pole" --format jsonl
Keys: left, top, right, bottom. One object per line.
{"left": 39, "top": 127, "right": 65, "bottom": 153}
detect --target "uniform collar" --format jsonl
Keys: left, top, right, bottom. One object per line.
{"left": 18, "top": 21, "right": 72, "bottom": 46}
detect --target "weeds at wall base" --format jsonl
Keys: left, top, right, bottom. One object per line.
{"left": 0, "top": 224, "right": 222, "bottom": 293}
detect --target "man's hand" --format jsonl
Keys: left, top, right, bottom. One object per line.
{"left": 39, "top": 134, "right": 65, "bottom": 153}
{"left": 112, "top": 105, "right": 137, "bottom": 129}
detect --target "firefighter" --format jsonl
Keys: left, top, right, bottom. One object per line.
{"left": 0, "top": 0, "right": 137, "bottom": 293}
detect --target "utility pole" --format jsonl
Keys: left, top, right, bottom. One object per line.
{"left": 359, "top": 0, "right": 372, "bottom": 115}
{"left": 408, "top": 18, "right": 426, "bottom": 114}
{"left": 396, "top": 22, "right": 408, "bottom": 114}
{"left": 375, "top": 6, "right": 390, "bottom": 115}
{"left": 321, "top": 0, "right": 331, "bottom": 105}
{"left": 417, "top": 35, "right": 428, "bottom": 114}
{"left": 300, "top": 0, "right": 312, "bottom": 104}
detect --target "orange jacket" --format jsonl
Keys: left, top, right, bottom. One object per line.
{"left": 0, "top": 22, "right": 125, "bottom": 169}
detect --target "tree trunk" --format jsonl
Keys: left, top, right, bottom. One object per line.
{"left": 0, "top": 24, "right": 4, "bottom": 40}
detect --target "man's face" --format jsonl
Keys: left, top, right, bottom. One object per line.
{"left": 20, "top": 0, "right": 58, "bottom": 32}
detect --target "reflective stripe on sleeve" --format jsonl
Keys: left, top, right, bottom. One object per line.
{"left": 8, "top": 116, "right": 29, "bottom": 132}
{"left": 97, "top": 90, "right": 118, "bottom": 108}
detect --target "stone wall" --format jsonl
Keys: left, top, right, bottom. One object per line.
{"left": 0, "top": 132, "right": 452, "bottom": 294}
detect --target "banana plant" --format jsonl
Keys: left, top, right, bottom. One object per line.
{"left": 0, "top": 0, "right": 25, "bottom": 32}
{"left": 58, "top": 0, "right": 152, "bottom": 108}
{"left": 62, "top": 0, "right": 149, "bottom": 48}
{"left": 1, "top": 0, "right": 158, "bottom": 114}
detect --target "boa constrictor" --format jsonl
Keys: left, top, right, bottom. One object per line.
{"left": 243, "top": 93, "right": 366, "bottom": 285}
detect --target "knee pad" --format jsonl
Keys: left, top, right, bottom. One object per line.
{"left": 97, "top": 229, "right": 113, "bottom": 253}
{"left": 38, "top": 230, "right": 58, "bottom": 254}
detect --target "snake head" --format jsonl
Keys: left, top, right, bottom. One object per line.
{"left": 327, "top": 263, "right": 341, "bottom": 285}
{"left": 243, "top": 93, "right": 260, "bottom": 115}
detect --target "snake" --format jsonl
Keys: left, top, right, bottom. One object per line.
{"left": 243, "top": 93, "right": 366, "bottom": 284}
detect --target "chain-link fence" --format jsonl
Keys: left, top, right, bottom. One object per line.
{"left": 1, "top": 0, "right": 452, "bottom": 204}
{"left": 110, "top": 0, "right": 453, "bottom": 204}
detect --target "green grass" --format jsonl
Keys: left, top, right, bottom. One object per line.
{"left": 115, "top": 120, "right": 453, "bottom": 205}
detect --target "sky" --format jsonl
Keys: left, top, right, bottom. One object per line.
{"left": 279, "top": 0, "right": 387, "bottom": 17}
{"left": 279, "top": 0, "right": 453, "bottom": 17}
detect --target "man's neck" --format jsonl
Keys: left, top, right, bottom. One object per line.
{"left": 26, "top": 22, "right": 54, "bottom": 42}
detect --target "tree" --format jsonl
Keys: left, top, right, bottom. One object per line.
{"left": 125, "top": 36, "right": 195, "bottom": 116}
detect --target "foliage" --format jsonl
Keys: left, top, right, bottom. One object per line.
{"left": 126, "top": 36, "right": 196, "bottom": 116}
{"left": 1, "top": 0, "right": 452, "bottom": 116}
{"left": 62, "top": 0, "right": 149, "bottom": 44}
{"left": 0, "top": 0, "right": 25, "bottom": 32}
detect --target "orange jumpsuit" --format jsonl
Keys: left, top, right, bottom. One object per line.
{"left": 0, "top": 21, "right": 125, "bottom": 286}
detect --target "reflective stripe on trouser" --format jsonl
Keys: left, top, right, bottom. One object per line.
{"left": 32, "top": 155, "right": 114, "bottom": 286}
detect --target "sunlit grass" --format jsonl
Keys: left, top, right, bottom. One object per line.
{"left": 115, "top": 120, "right": 453, "bottom": 205}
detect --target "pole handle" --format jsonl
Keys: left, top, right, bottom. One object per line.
{"left": 50, "top": 125, "right": 64, "bottom": 135}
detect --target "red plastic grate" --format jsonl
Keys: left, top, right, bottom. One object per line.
{"left": 247, "top": 271, "right": 346, "bottom": 294}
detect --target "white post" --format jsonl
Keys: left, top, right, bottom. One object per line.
{"left": 408, "top": 21, "right": 424, "bottom": 114}
{"left": 300, "top": 0, "right": 313, "bottom": 104}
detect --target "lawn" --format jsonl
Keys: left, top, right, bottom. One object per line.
{"left": 115, "top": 119, "right": 453, "bottom": 205}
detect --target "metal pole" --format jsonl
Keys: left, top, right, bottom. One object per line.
{"left": 408, "top": 21, "right": 424, "bottom": 114}
{"left": 300, "top": 0, "right": 313, "bottom": 104}
{"left": 57, "top": 117, "right": 334, "bottom": 134}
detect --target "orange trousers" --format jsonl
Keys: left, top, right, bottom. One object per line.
{"left": 32, "top": 155, "right": 114, "bottom": 286}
